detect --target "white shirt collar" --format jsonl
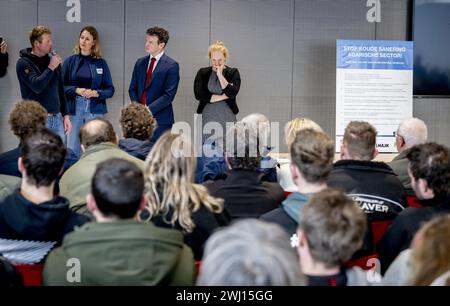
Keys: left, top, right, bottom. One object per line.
{"left": 150, "top": 50, "right": 164, "bottom": 62}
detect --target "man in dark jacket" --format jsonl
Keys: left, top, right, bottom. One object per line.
{"left": 118, "top": 102, "right": 156, "bottom": 160}
{"left": 328, "top": 121, "right": 406, "bottom": 221}
{"left": 327, "top": 121, "right": 406, "bottom": 257}
{"left": 0, "top": 128, "right": 88, "bottom": 245}
{"left": 377, "top": 143, "right": 450, "bottom": 274}
{"left": 260, "top": 128, "right": 334, "bottom": 243}
{"left": 0, "top": 100, "right": 78, "bottom": 178}
{"left": 44, "top": 158, "right": 195, "bottom": 285}
{"left": 16, "top": 26, "right": 71, "bottom": 141}
{"left": 388, "top": 117, "right": 428, "bottom": 196}
{"left": 205, "top": 122, "right": 284, "bottom": 219}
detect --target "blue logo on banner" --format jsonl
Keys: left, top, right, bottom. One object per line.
{"left": 337, "top": 40, "right": 413, "bottom": 70}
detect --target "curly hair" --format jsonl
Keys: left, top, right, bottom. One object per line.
{"left": 225, "top": 122, "right": 262, "bottom": 171}
{"left": 407, "top": 142, "right": 450, "bottom": 196}
{"left": 146, "top": 27, "right": 169, "bottom": 45}
{"left": 120, "top": 103, "right": 156, "bottom": 141}
{"left": 8, "top": 100, "right": 47, "bottom": 142}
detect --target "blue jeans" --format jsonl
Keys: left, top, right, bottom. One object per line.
{"left": 67, "top": 96, "right": 103, "bottom": 158}
{"left": 46, "top": 112, "right": 66, "bottom": 145}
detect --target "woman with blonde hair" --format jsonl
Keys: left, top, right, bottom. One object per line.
{"left": 278, "top": 118, "right": 324, "bottom": 191}
{"left": 63, "top": 26, "right": 115, "bottom": 158}
{"left": 141, "top": 132, "right": 231, "bottom": 260}
{"left": 194, "top": 41, "right": 241, "bottom": 146}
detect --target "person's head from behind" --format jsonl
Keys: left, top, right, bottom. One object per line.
{"left": 197, "top": 219, "right": 305, "bottom": 286}
{"left": 409, "top": 215, "right": 450, "bottom": 286}
{"left": 225, "top": 122, "right": 262, "bottom": 171}
{"left": 407, "top": 143, "right": 450, "bottom": 200}
{"left": 79, "top": 118, "right": 117, "bottom": 151}
{"left": 208, "top": 41, "right": 228, "bottom": 71}
{"left": 19, "top": 127, "right": 66, "bottom": 188}
{"left": 290, "top": 129, "right": 334, "bottom": 187}
{"left": 9, "top": 100, "right": 47, "bottom": 143}
{"left": 142, "top": 132, "right": 222, "bottom": 232}
{"left": 74, "top": 26, "right": 102, "bottom": 58}
{"left": 284, "top": 118, "right": 323, "bottom": 148}
{"left": 29, "top": 26, "right": 52, "bottom": 55}
{"left": 87, "top": 158, "right": 145, "bottom": 221}
{"left": 241, "top": 113, "right": 271, "bottom": 156}
{"left": 341, "top": 121, "right": 377, "bottom": 161}
{"left": 297, "top": 188, "right": 367, "bottom": 274}
{"left": 396, "top": 117, "right": 428, "bottom": 153}
{"left": 145, "top": 26, "right": 169, "bottom": 56}
{"left": 119, "top": 103, "right": 157, "bottom": 141}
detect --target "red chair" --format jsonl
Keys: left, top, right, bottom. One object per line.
{"left": 14, "top": 264, "right": 44, "bottom": 286}
{"left": 284, "top": 191, "right": 292, "bottom": 199}
{"left": 371, "top": 220, "right": 392, "bottom": 246}
{"left": 344, "top": 254, "right": 379, "bottom": 271}
{"left": 407, "top": 196, "right": 422, "bottom": 208}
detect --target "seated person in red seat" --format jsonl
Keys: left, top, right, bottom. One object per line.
{"left": 296, "top": 188, "right": 378, "bottom": 286}
{"left": 0, "top": 128, "right": 88, "bottom": 245}
{"left": 377, "top": 143, "right": 450, "bottom": 273}
{"left": 260, "top": 128, "right": 334, "bottom": 243}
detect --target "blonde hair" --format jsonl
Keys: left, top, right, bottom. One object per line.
{"left": 208, "top": 41, "right": 228, "bottom": 59}
{"left": 284, "top": 118, "right": 323, "bottom": 147}
{"left": 141, "top": 133, "right": 223, "bottom": 232}
{"left": 73, "top": 26, "right": 102, "bottom": 59}
{"left": 409, "top": 215, "right": 450, "bottom": 286}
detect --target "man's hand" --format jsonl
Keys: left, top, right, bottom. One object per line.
{"left": 63, "top": 115, "right": 72, "bottom": 134}
{"left": 48, "top": 54, "right": 62, "bottom": 71}
{"left": 0, "top": 40, "right": 7, "bottom": 54}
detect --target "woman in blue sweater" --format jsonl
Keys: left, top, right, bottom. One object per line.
{"left": 63, "top": 26, "right": 115, "bottom": 157}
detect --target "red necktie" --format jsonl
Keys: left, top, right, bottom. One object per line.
{"left": 141, "top": 57, "right": 156, "bottom": 105}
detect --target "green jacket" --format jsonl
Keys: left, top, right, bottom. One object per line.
{"left": 0, "top": 175, "right": 21, "bottom": 202}
{"left": 387, "top": 151, "right": 413, "bottom": 196}
{"left": 43, "top": 220, "right": 195, "bottom": 286}
{"left": 59, "top": 142, "right": 144, "bottom": 215}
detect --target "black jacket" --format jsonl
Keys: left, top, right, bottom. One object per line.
{"left": 205, "top": 170, "right": 284, "bottom": 219}
{"left": 377, "top": 195, "right": 450, "bottom": 274}
{"left": 327, "top": 160, "right": 407, "bottom": 222}
{"left": 146, "top": 205, "right": 231, "bottom": 260}
{"left": 118, "top": 138, "right": 154, "bottom": 161}
{"left": 0, "top": 190, "right": 89, "bottom": 245}
{"left": 0, "top": 52, "right": 8, "bottom": 77}
{"left": 194, "top": 66, "right": 241, "bottom": 114}
{"left": 16, "top": 48, "right": 67, "bottom": 115}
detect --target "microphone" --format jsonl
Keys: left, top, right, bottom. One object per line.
{"left": 49, "top": 50, "right": 57, "bottom": 57}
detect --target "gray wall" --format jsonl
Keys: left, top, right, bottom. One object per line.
{"left": 0, "top": 0, "right": 449, "bottom": 153}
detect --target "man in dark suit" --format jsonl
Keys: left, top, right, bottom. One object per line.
{"left": 129, "top": 27, "right": 180, "bottom": 142}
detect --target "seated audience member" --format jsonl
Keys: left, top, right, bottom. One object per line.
{"left": 328, "top": 121, "right": 406, "bottom": 221}
{"left": 205, "top": 122, "right": 284, "bottom": 219}
{"left": 197, "top": 113, "right": 277, "bottom": 183}
{"left": 0, "top": 256, "right": 23, "bottom": 287}
{"left": 388, "top": 117, "right": 428, "bottom": 196}
{"left": 377, "top": 143, "right": 450, "bottom": 273}
{"left": 44, "top": 159, "right": 195, "bottom": 285}
{"left": 261, "top": 128, "right": 334, "bottom": 241}
{"left": 141, "top": 133, "right": 230, "bottom": 260}
{"left": 60, "top": 118, "right": 143, "bottom": 215}
{"left": 277, "top": 118, "right": 324, "bottom": 191}
{"left": 0, "top": 128, "right": 88, "bottom": 245}
{"left": 197, "top": 219, "right": 305, "bottom": 286}
{"left": 0, "top": 175, "right": 20, "bottom": 202}
{"left": 383, "top": 215, "right": 450, "bottom": 286}
{"left": 0, "top": 38, "right": 8, "bottom": 77}
{"left": 297, "top": 188, "right": 376, "bottom": 286}
{"left": 0, "top": 100, "right": 77, "bottom": 177}
{"left": 118, "top": 103, "right": 156, "bottom": 160}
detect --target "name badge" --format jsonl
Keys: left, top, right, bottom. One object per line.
{"left": 96, "top": 68, "right": 103, "bottom": 74}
